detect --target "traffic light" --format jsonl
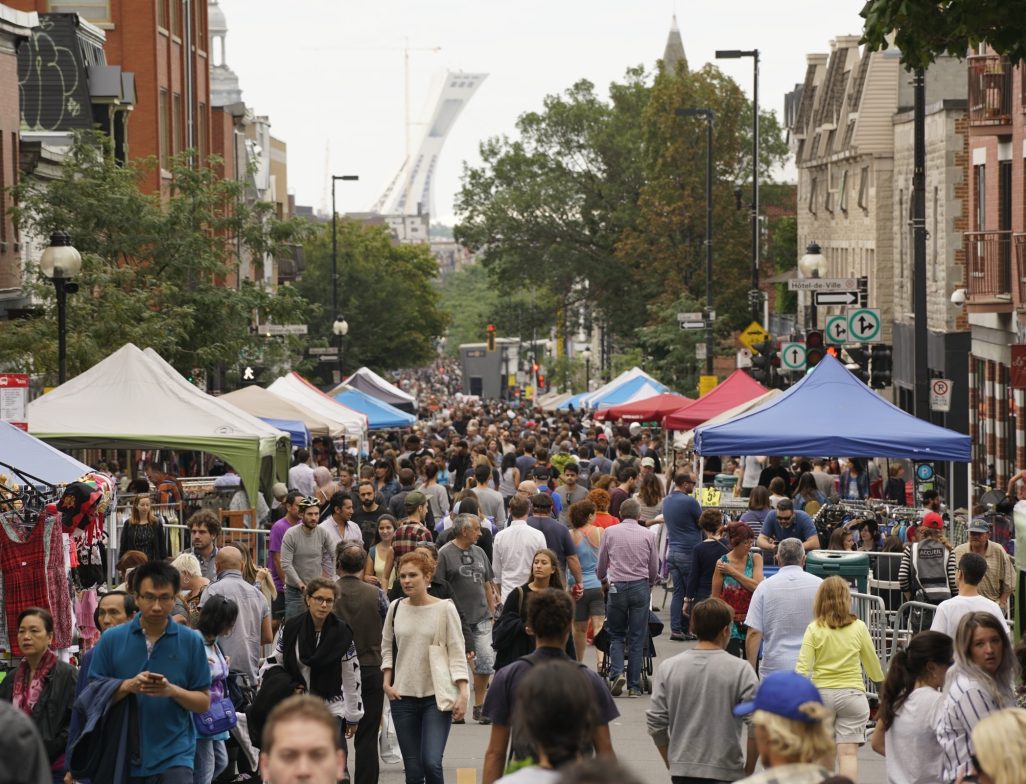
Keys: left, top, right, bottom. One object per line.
{"left": 845, "top": 347, "right": 870, "bottom": 384}
{"left": 870, "top": 345, "right": 893, "bottom": 389}
{"left": 806, "top": 330, "right": 825, "bottom": 367}
{"left": 537, "top": 374, "right": 546, "bottom": 391}
{"left": 486, "top": 324, "right": 496, "bottom": 352}
{"left": 751, "top": 338, "right": 778, "bottom": 385}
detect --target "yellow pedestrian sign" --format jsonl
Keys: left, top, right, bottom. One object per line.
{"left": 739, "top": 321, "right": 770, "bottom": 351}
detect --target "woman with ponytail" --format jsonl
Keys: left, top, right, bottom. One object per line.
{"left": 870, "top": 631, "right": 952, "bottom": 784}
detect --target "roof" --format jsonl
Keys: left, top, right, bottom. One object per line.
{"left": 694, "top": 354, "right": 971, "bottom": 460}
{"left": 339, "top": 367, "right": 416, "bottom": 409}
{"left": 268, "top": 373, "right": 367, "bottom": 436}
{"left": 219, "top": 385, "right": 331, "bottom": 439}
{"left": 0, "top": 421, "right": 91, "bottom": 486}
{"left": 332, "top": 386, "right": 416, "bottom": 430}
{"left": 594, "top": 392, "right": 694, "bottom": 422}
{"left": 663, "top": 370, "right": 769, "bottom": 430}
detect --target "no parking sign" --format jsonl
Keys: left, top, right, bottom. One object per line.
{"left": 929, "top": 379, "right": 952, "bottom": 412}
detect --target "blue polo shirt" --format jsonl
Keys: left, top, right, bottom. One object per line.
{"left": 89, "top": 615, "right": 210, "bottom": 776}
{"left": 761, "top": 509, "right": 817, "bottom": 544}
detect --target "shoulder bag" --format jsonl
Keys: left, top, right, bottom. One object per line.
{"left": 428, "top": 600, "right": 461, "bottom": 712}
{"left": 193, "top": 645, "right": 239, "bottom": 736}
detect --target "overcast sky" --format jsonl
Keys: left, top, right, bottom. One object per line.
{"left": 219, "top": 0, "right": 866, "bottom": 225}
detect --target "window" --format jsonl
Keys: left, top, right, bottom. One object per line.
{"left": 974, "top": 164, "right": 986, "bottom": 230}
{"left": 839, "top": 169, "right": 849, "bottom": 212}
{"left": 808, "top": 176, "right": 818, "bottom": 214}
{"left": 158, "top": 88, "right": 169, "bottom": 168}
{"left": 157, "top": 0, "right": 168, "bottom": 29}
{"left": 932, "top": 186, "right": 939, "bottom": 282}
{"left": 172, "top": 93, "right": 182, "bottom": 156}
{"left": 198, "top": 103, "right": 207, "bottom": 162}
{"left": 857, "top": 166, "right": 869, "bottom": 209}
{"left": 170, "top": 0, "right": 181, "bottom": 37}
{"left": 898, "top": 189, "right": 905, "bottom": 278}
{"left": 9, "top": 132, "right": 16, "bottom": 242}
{"left": 0, "top": 132, "right": 6, "bottom": 243}
{"left": 49, "top": 2, "right": 110, "bottom": 24}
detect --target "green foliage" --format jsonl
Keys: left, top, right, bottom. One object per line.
{"left": 860, "top": 0, "right": 1026, "bottom": 67}
{"left": 1, "top": 135, "right": 310, "bottom": 383}
{"left": 768, "top": 215, "right": 798, "bottom": 314}
{"left": 294, "top": 219, "right": 449, "bottom": 384}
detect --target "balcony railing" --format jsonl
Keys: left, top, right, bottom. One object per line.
{"left": 969, "top": 55, "right": 1013, "bottom": 126}
{"left": 1015, "top": 234, "right": 1026, "bottom": 304}
{"left": 966, "top": 230, "right": 1012, "bottom": 299}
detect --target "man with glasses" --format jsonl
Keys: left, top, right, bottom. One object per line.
{"left": 437, "top": 513, "right": 496, "bottom": 724}
{"left": 756, "top": 498, "right": 819, "bottom": 554}
{"left": 88, "top": 561, "right": 211, "bottom": 783}
{"left": 661, "top": 472, "right": 703, "bottom": 641}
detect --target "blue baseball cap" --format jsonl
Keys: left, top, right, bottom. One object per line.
{"left": 733, "top": 672, "right": 824, "bottom": 723}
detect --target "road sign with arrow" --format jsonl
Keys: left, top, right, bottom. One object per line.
{"left": 825, "top": 315, "right": 849, "bottom": 344}
{"left": 814, "top": 290, "right": 859, "bottom": 306}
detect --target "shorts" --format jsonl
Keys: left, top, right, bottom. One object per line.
{"left": 574, "top": 587, "right": 606, "bottom": 622}
{"left": 820, "top": 687, "right": 869, "bottom": 744}
{"left": 271, "top": 591, "right": 285, "bottom": 620}
{"left": 469, "top": 618, "right": 496, "bottom": 675}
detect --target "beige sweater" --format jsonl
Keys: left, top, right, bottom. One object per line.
{"left": 380, "top": 599, "right": 469, "bottom": 697}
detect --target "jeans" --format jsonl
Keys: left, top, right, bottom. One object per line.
{"left": 193, "top": 739, "right": 228, "bottom": 784}
{"left": 284, "top": 584, "right": 306, "bottom": 619}
{"left": 352, "top": 668, "right": 385, "bottom": 784}
{"left": 605, "top": 579, "right": 651, "bottom": 691}
{"left": 666, "top": 550, "right": 692, "bottom": 635}
{"left": 389, "top": 695, "right": 452, "bottom": 784}
{"left": 130, "top": 768, "right": 194, "bottom": 784}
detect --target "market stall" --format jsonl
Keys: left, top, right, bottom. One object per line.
{"left": 268, "top": 372, "right": 368, "bottom": 438}
{"left": 332, "top": 385, "right": 416, "bottom": 429}
{"left": 337, "top": 366, "right": 417, "bottom": 413}
{"left": 594, "top": 392, "right": 693, "bottom": 422}
{"left": 219, "top": 384, "right": 332, "bottom": 442}
{"left": 663, "top": 370, "right": 769, "bottom": 431}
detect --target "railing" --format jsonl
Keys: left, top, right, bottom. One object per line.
{"left": 969, "top": 55, "right": 1013, "bottom": 126}
{"left": 966, "top": 230, "right": 1012, "bottom": 298}
{"left": 1015, "top": 233, "right": 1026, "bottom": 304}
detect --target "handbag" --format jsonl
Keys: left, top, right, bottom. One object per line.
{"left": 193, "top": 695, "right": 238, "bottom": 736}
{"left": 428, "top": 600, "right": 460, "bottom": 712}
{"left": 378, "top": 701, "right": 402, "bottom": 764}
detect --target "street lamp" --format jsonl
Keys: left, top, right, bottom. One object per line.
{"left": 715, "top": 49, "right": 761, "bottom": 322}
{"left": 332, "top": 176, "right": 361, "bottom": 383}
{"left": 676, "top": 107, "right": 714, "bottom": 377}
{"left": 38, "top": 231, "right": 82, "bottom": 385}
{"left": 332, "top": 315, "right": 349, "bottom": 381}
{"left": 582, "top": 346, "right": 592, "bottom": 391}
{"left": 799, "top": 241, "right": 827, "bottom": 328}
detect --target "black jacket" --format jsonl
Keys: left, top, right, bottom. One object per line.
{"left": 0, "top": 660, "right": 77, "bottom": 765}
{"left": 68, "top": 676, "right": 137, "bottom": 784}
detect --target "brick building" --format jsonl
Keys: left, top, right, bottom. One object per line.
{"left": 9, "top": 0, "right": 213, "bottom": 192}
{"left": 962, "top": 48, "right": 1026, "bottom": 490}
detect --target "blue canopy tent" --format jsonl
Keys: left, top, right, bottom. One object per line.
{"left": 0, "top": 420, "right": 91, "bottom": 486}
{"left": 258, "top": 417, "right": 310, "bottom": 449}
{"left": 557, "top": 392, "right": 591, "bottom": 411}
{"left": 591, "top": 375, "right": 671, "bottom": 409}
{"left": 332, "top": 387, "right": 416, "bottom": 430}
{"left": 694, "top": 354, "right": 970, "bottom": 461}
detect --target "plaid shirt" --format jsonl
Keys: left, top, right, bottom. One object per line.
{"left": 392, "top": 521, "right": 434, "bottom": 561}
{"left": 736, "top": 764, "right": 832, "bottom": 784}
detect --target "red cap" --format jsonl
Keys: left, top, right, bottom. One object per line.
{"left": 921, "top": 511, "right": 944, "bottom": 530}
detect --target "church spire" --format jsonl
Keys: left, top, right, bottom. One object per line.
{"left": 662, "top": 15, "right": 688, "bottom": 74}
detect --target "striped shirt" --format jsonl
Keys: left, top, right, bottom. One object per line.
{"left": 596, "top": 518, "right": 658, "bottom": 584}
{"left": 936, "top": 670, "right": 1012, "bottom": 781}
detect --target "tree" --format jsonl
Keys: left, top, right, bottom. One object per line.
{"left": 2, "top": 135, "right": 311, "bottom": 385}
{"left": 860, "top": 0, "right": 1026, "bottom": 67}
{"left": 294, "top": 219, "right": 449, "bottom": 384}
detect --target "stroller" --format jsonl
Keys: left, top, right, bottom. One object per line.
{"left": 594, "top": 611, "right": 664, "bottom": 693}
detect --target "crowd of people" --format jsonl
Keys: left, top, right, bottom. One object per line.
{"left": 8, "top": 386, "right": 1026, "bottom": 784}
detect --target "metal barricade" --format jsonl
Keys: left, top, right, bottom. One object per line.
{"left": 889, "top": 601, "right": 938, "bottom": 662}
{"left": 866, "top": 551, "right": 904, "bottom": 621}
{"left": 851, "top": 591, "right": 889, "bottom": 698}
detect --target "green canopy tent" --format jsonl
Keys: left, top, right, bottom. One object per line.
{"left": 27, "top": 343, "right": 288, "bottom": 510}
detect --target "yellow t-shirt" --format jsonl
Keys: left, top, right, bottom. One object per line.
{"left": 795, "top": 618, "right": 884, "bottom": 690}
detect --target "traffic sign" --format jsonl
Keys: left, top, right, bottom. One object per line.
{"left": 699, "top": 375, "right": 718, "bottom": 396}
{"left": 677, "top": 311, "right": 704, "bottom": 322}
{"left": 257, "top": 324, "right": 308, "bottom": 336}
{"left": 848, "top": 308, "right": 881, "bottom": 342}
{"left": 695, "top": 343, "right": 707, "bottom": 360}
{"left": 825, "top": 315, "right": 849, "bottom": 344}
{"left": 814, "top": 290, "right": 859, "bottom": 306}
{"left": 780, "top": 342, "right": 807, "bottom": 370}
{"left": 930, "top": 378, "right": 952, "bottom": 412}
{"left": 736, "top": 348, "right": 752, "bottom": 368}
{"left": 679, "top": 321, "right": 705, "bottom": 330}
{"left": 788, "top": 277, "right": 858, "bottom": 292}
{"left": 738, "top": 321, "right": 770, "bottom": 350}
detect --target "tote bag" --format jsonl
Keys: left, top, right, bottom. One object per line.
{"left": 428, "top": 600, "right": 460, "bottom": 712}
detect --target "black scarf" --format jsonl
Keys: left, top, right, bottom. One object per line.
{"left": 282, "top": 610, "right": 353, "bottom": 702}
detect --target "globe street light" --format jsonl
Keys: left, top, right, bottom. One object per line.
{"left": 38, "top": 231, "right": 82, "bottom": 385}
{"left": 798, "top": 241, "right": 827, "bottom": 328}
{"left": 332, "top": 315, "right": 349, "bottom": 381}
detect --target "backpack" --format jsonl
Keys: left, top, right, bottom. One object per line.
{"left": 910, "top": 539, "right": 952, "bottom": 604}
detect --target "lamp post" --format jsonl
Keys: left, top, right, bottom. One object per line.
{"left": 582, "top": 346, "right": 592, "bottom": 391}
{"left": 38, "top": 231, "right": 82, "bottom": 385}
{"left": 715, "top": 49, "right": 760, "bottom": 322}
{"left": 331, "top": 174, "right": 359, "bottom": 378}
{"left": 676, "top": 107, "right": 714, "bottom": 377}
{"left": 332, "top": 315, "right": 349, "bottom": 383}
{"left": 798, "top": 241, "right": 826, "bottom": 329}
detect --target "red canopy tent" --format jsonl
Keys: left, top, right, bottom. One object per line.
{"left": 593, "top": 392, "right": 693, "bottom": 422}
{"left": 662, "top": 370, "right": 768, "bottom": 431}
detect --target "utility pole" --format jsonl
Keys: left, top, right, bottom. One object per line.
{"left": 912, "top": 67, "right": 929, "bottom": 420}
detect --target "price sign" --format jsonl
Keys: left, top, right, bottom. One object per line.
{"left": 0, "top": 373, "right": 28, "bottom": 429}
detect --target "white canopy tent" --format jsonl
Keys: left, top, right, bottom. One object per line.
{"left": 268, "top": 372, "right": 368, "bottom": 438}
{"left": 335, "top": 366, "right": 416, "bottom": 410}
{"left": 219, "top": 385, "right": 332, "bottom": 439}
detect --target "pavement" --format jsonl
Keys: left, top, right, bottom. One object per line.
{"left": 374, "top": 596, "right": 889, "bottom": 784}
